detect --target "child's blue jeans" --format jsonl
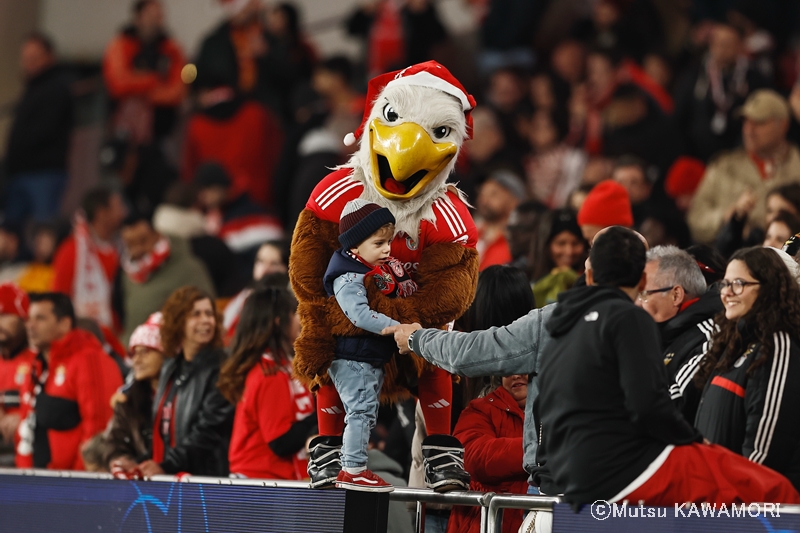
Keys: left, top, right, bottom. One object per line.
{"left": 328, "top": 359, "right": 385, "bottom": 468}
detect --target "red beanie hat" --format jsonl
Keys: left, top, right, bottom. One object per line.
{"left": 343, "top": 60, "right": 477, "bottom": 146}
{"left": 0, "top": 283, "right": 29, "bottom": 319}
{"left": 577, "top": 180, "right": 634, "bottom": 228}
{"left": 665, "top": 156, "right": 706, "bottom": 199}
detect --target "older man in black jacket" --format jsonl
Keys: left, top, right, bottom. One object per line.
{"left": 636, "top": 245, "right": 722, "bottom": 424}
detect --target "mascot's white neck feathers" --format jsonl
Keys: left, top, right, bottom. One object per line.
{"left": 340, "top": 85, "right": 470, "bottom": 241}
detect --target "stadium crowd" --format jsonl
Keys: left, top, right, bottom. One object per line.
{"left": 3, "top": 0, "right": 800, "bottom": 531}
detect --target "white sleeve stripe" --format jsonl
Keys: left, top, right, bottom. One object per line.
{"left": 749, "top": 332, "right": 791, "bottom": 464}
{"left": 434, "top": 202, "right": 457, "bottom": 237}
{"left": 672, "top": 353, "right": 705, "bottom": 398}
{"left": 320, "top": 181, "right": 362, "bottom": 210}
{"left": 316, "top": 177, "right": 356, "bottom": 206}
{"left": 315, "top": 177, "right": 348, "bottom": 204}
{"left": 437, "top": 198, "right": 466, "bottom": 234}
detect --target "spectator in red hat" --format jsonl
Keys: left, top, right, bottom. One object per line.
{"left": 665, "top": 157, "right": 706, "bottom": 212}
{"left": 0, "top": 284, "right": 34, "bottom": 445}
{"left": 576, "top": 180, "right": 634, "bottom": 242}
{"left": 105, "top": 313, "right": 165, "bottom": 472}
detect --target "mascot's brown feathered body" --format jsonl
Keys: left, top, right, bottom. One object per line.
{"left": 289, "top": 61, "right": 480, "bottom": 490}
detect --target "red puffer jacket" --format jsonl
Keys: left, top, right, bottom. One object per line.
{"left": 16, "top": 329, "right": 123, "bottom": 470}
{"left": 447, "top": 386, "right": 529, "bottom": 533}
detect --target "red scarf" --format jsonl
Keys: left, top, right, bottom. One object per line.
{"left": 152, "top": 381, "right": 176, "bottom": 464}
{"left": 366, "top": 257, "right": 418, "bottom": 298}
{"left": 123, "top": 237, "right": 171, "bottom": 284}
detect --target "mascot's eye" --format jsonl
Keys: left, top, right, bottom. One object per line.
{"left": 433, "top": 126, "right": 451, "bottom": 139}
{"left": 383, "top": 105, "right": 399, "bottom": 122}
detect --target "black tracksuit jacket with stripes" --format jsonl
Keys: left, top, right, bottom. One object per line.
{"left": 661, "top": 289, "right": 723, "bottom": 425}
{"left": 695, "top": 330, "right": 800, "bottom": 490}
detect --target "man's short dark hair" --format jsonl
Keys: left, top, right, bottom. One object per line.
{"left": 318, "top": 56, "right": 353, "bottom": 84}
{"left": 29, "top": 292, "right": 75, "bottom": 328}
{"left": 122, "top": 209, "right": 154, "bottom": 229}
{"left": 81, "top": 186, "right": 116, "bottom": 223}
{"left": 24, "top": 32, "right": 54, "bottom": 55}
{"left": 590, "top": 227, "right": 646, "bottom": 287}
{"left": 133, "top": 0, "right": 157, "bottom": 16}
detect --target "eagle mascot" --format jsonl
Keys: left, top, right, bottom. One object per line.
{"left": 289, "top": 61, "right": 480, "bottom": 491}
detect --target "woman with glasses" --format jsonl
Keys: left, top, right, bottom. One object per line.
{"left": 694, "top": 246, "right": 800, "bottom": 490}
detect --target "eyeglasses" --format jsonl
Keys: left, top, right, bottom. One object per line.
{"left": 637, "top": 286, "right": 674, "bottom": 302}
{"left": 719, "top": 279, "right": 760, "bottom": 295}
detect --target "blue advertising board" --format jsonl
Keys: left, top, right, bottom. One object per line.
{"left": 0, "top": 474, "right": 346, "bottom": 533}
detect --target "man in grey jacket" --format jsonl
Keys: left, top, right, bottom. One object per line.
{"left": 383, "top": 304, "right": 555, "bottom": 485}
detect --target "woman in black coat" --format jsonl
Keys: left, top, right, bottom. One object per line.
{"left": 138, "top": 286, "right": 234, "bottom": 477}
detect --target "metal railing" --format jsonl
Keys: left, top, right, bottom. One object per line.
{"left": 0, "top": 467, "right": 559, "bottom": 533}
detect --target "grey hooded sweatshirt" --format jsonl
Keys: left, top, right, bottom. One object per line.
{"left": 409, "top": 303, "right": 555, "bottom": 483}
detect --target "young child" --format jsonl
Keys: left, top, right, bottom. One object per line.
{"left": 322, "top": 199, "right": 417, "bottom": 492}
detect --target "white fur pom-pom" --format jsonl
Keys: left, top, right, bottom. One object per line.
{"left": 343, "top": 132, "right": 356, "bottom": 146}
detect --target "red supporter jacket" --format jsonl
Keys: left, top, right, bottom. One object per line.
{"left": 447, "top": 387, "right": 529, "bottom": 533}
{"left": 16, "top": 329, "right": 123, "bottom": 470}
{"left": 307, "top": 169, "right": 478, "bottom": 273}
{"left": 181, "top": 102, "right": 284, "bottom": 209}
{"left": 0, "top": 349, "right": 35, "bottom": 415}
{"left": 478, "top": 233, "right": 512, "bottom": 271}
{"left": 51, "top": 235, "right": 120, "bottom": 301}
{"left": 228, "top": 352, "right": 315, "bottom": 479}
{"left": 102, "top": 29, "right": 185, "bottom": 106}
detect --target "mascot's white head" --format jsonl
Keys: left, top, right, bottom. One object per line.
{"left": 341, "top": 61, "right": 476, "bottom": 239}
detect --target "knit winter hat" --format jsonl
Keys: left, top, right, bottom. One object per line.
{"left": 339, "top": 199, "right": 396, "bottom": 249}
{"left": 343, "top": 60, "right": 477, "bottom": 146}
{"left": 0, "top": 283, "right": 29, "bottom": 319}
{"left": 665, "top": 156, "right": 705, "bottom": 199}
{"left": 128, "top": 312, "right": 163, "bottom": 353}
{"left": 577, "top": 180, "right": 634, "bottom": 228}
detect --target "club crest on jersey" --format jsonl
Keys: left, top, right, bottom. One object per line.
{"left": 54, "top": 365, "right": 66, "bottom": 387}
{"left": 663, "top": 353, "right": 674, "bottom": 365}
{"left": 405, "top": 236, "right": 418, "bottom": 250}
{"left": 15, "top": 363, "right": 30, "bottom": 386}
{"left": 734, "top": 344, "right": 755, "bottom": 368}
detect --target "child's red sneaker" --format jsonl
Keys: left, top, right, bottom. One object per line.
{"left": 335, "top": 469, "right": 394, "bottom": 492}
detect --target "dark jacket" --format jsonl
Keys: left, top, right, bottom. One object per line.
{"left": 536, "top": 285, "right": 701, "bottom": 504}
{"left": 153, "top": 347, "right": 234, "bottom": 476}
{"left": 673, "top": 60, "right": 769, "bottom": 162}
{"left": 323, "top": 248, "right": 396, "bottom": 364}
{"left": 695, "top": 329, "right": 800, "bottom": 490}
{"left": 5, "top": 66, "right": 73, "bottom": 176}
{"left": 663, "top": 289, "right": 723, "bottom": 425}
{"left": 106, "top": 380, "right": 154, "bottom": 464}
{"left": 194, "top": 22, "right": 289, "bottom": 116}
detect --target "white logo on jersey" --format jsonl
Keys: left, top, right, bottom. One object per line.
{"left": 584, "top": 312, "right": 599, "bottom": 322}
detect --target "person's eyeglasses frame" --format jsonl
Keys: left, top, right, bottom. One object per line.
{"left": 719, "top": 279, "right": 760, "bottom": 296}
{"left": 637, "top": 286, "right": 675, "bottom": 302}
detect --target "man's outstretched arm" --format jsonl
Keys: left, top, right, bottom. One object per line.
{"left": 383, "top": 304, "right": 556, "bottom": 378}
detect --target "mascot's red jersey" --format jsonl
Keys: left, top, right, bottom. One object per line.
{"left": 308, "top": 169, "right": 478, "bottom": 269}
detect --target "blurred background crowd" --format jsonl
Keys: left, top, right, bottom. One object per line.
{"left": 2, "top": 0, "right": 800, "bottom": 530}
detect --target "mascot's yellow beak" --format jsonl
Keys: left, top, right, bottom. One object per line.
{"left": 369, "top": 118, "right": 458, "bottom": 200}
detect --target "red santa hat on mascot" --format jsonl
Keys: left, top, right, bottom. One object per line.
{"left": 343, "top": 61, "right": 477, "bottom": 147}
